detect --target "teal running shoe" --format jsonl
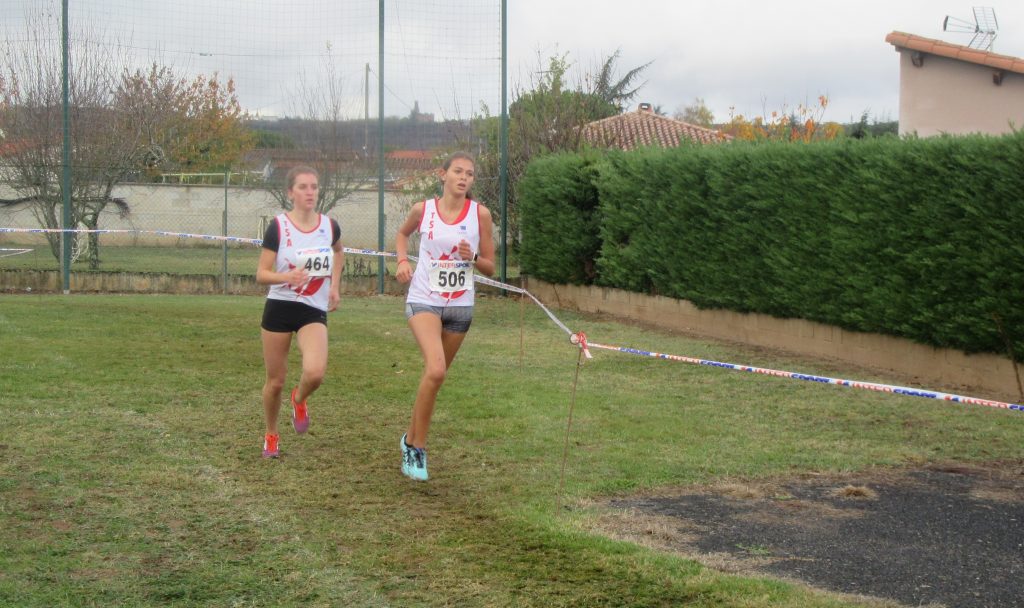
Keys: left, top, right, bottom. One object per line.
{"left": 400, "top": 433, "right": 412, "bottom": 477}
{"left": 401, "top": 435, "right": 415, "bottom": 479}
{"left": 408, "top": 447, "right": 428, "bottom": 481}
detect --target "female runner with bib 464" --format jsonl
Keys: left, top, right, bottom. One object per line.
{"left": 394, "top": 152, "right": 495, "bottom": 480}
{"left": 256, "top": 165, "right": 343, "bottom": 459}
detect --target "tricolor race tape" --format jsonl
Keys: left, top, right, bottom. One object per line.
{"left": 1, "top": 227, "right": 400, "bottom": 259}
{"left": 585, "top": 341, "right": 1023, "bottom": 413}
{"left": 1, "top": 227, "right": 264, "bottom": 246}
{"left": 3, "top": 226, "right": 1020, "bottom": 413}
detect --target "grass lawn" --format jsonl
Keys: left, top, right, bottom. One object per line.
{"left": 0, "top": 244, "right": 519, "bottom": 280}
{"left": 1, "top": 293, "right": 1019, "bottom": 607}
{"left": 0, "top": 243, "right": 263, "bottom": 275}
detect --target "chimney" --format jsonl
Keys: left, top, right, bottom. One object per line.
{"left": 638, "top": 102, "right": 653, "bottom": 113}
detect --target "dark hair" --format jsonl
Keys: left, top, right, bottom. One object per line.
{"left": 441, "top": 152, "right": 476, "bottom": 199}
{"left": 442, "top": 152, "right": 475, "bottom": 170}
{"left": 285, "top": 165, "right": 319, "bottom": 190}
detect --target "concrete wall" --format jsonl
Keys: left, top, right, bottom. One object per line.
{"left": 0, "top": 269, "right": 514, "bottom": 298}
{"left": 0, "top": 183, "right": 415, "bottom": 250}
{"left": 896, "top": 49, "right": 1024, "bottom": 136}
{"left": 526, "top": 278, "right": 1022, "bottom": 404}
{"left": 0, "top": 269, "right": 413, "bottom": 301}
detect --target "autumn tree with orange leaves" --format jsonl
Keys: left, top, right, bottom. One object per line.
{"left": 720, "top": 95, "right": 844, "bottom": 142}
{"left": 120, "top": 65, "right": 254, "bottom": 177}
{"left": 166, "top": 74, "right": 253, "bottom": 173}
{"left": 0, "top": 6, "right": 253, "bottom": 269}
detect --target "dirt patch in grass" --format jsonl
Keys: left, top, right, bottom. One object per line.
{"left": 591, "top": 461, "right": 1024, "bottom": 608}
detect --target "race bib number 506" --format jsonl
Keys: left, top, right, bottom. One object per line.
{"left": 427, "top": 260, "right": 473, "bottom": 292}
{"left": 295, "top": 247, "right": 332, "bottom": 277}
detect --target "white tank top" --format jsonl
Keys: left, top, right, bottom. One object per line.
{"left": 406, "top": 198, "right": 480, "bottom": 307}
{"left": 266, "top": 213, "right": 336, "bottom": 311}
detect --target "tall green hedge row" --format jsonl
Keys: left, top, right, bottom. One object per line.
{"left": 518, "top": 151, "right": 604, "bottom": 284}
{"left": 518, "top": 133, "right": 1024, "bottom": 358}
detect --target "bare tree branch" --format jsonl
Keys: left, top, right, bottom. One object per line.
{"left": 262, "top": 49, "right": 373, "bottom": 214}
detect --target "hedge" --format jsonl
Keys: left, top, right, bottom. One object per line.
{"left": 519, "top": 132, "right": 1024, "bottom": 359}
{"left": 518, "top": 151, "right": 603, "bottom": 285}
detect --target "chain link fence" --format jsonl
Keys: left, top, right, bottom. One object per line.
{"left": 1, "top": 169, "right": 424, "bottom": 279}
{"left": 0, "top": 0, "right": 508, "bottom": 292}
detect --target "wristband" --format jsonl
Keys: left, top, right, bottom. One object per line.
{"left": 397, "top": 258, "right": 409, "bottom": 266}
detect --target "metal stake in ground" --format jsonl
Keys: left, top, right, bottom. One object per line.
{"left": 519, "top": 291, "right": 525, "bottom": 371}
{"left": 557, "top": 332, "right": 589, "bottom": 511}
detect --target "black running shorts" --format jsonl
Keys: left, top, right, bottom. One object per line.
{"left": 261, "top": 299, "right": 327, "bottom": 333}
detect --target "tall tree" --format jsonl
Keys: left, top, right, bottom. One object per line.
{"left": 0, "top": 10, "right": 137, "bottom": 268}
{"left": 592, "top": 49, "right": 652, "bottom": 112}
{"left": 0, "top": 9, "right": 254, "bottom": 268}
{"left": 165, "top": 73, "right": 253, "bottom": 174}
{"left": 119, "top": 64, "right": 254, "bottom": 179}
{"left": 508, "top": 54, "right": 617, "bottom": 157}
{"left": 263, "top": 48, "right": 372, "bottom": 214}
{"left": 471, "top": 51, "right": 651, "bottom": 242}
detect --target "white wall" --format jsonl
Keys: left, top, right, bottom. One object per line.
{"left": 897, "top": 50, "right": 1024, "bottom": 136}
{"left": 0, "top": 183, "right": 417, "bottom": 250}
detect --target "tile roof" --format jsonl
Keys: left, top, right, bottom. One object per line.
{"left": 242, "top": 148, "right": 435, "bottom": 173}
{"left": 384, "top": 149, "right": 438, "bottom": 171}
{"left": 885, "top": 31, "right": 1024, "bottom": 75}
{"left": 386, "top": 150, "right": 435, "bottom": 161}
{"left": 242, "top": 148, "right": 361, "bottom": 164}
{"left": 0, "top": 140, "right": 32, "bottom": 157}
{"left": 581, "top": 106, "right": 730, "bottom": 150}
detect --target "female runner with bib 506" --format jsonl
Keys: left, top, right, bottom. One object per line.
{"left": 394, "top": 152, "right": 495, "bottom": 480}
{"left": 256, "top": 165, "right": 344, "bottom": 459}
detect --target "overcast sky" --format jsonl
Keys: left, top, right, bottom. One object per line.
{"left": 3, "top": 1, "right": 1022, "bottom": 126}
{"left": 509, "top": 0, "right": 1024, "bottom": 124}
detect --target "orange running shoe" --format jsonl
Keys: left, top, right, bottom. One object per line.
{"left": 262, "top": 433, "right": 280, "bottom": 458}
{"left": 291, "top": 388, "right": 309, "bottom": 434}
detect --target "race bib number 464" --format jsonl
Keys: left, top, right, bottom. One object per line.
{"left": 296, "top": 247, "right": 332, "bottom": 277}
{"left": 427, "top": 260, "right": 473, "bottom": 292}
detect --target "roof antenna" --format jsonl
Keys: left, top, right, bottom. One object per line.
{"left": 943, "top": 7, "right": 998, "bottom": 51}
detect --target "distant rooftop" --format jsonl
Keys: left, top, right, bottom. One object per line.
{"left": 581, "top": 103, "right": 730, "bottom": 151}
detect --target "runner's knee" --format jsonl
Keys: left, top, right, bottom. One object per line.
{"left": 423, "top": 364, "right": 446, "bottom": 387}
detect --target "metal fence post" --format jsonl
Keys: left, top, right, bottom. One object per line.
{"left": 500, "top": 0, "right": 508, "bottom": 286}
{"left": 60, "top": 0, "right": 72, "bottom": 293}
{"left": 222, "top": 171, "right": 229, "bottom": 294}
{"left": 377, "top": 0, "right": 385, "bottom": 295}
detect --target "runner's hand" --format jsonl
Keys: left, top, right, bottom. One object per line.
{"left": 396, "top": 259, "right": 413, "bottom": 283}
{"left": 284, "top": 267, "right": 309, "bottom": 287}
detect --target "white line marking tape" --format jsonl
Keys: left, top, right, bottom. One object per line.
{"left": 0, "top": 248, "right": 33, "bottom": 258}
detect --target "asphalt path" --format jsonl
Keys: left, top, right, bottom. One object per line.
{"left": 609, "top": 463, "right": 1023, "bottom": 608}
